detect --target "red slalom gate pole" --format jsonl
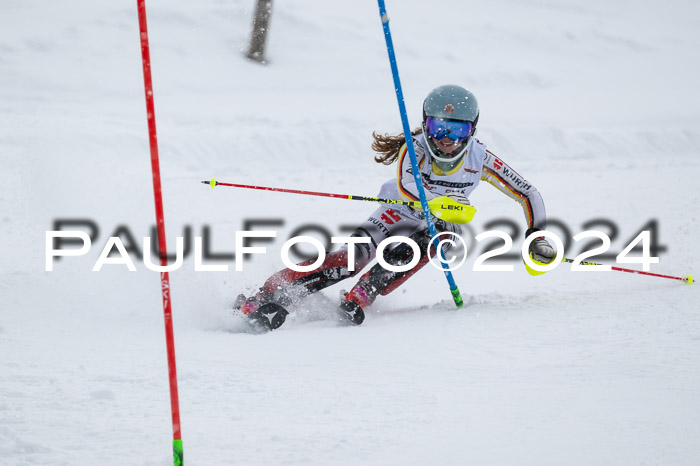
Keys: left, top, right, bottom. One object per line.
{"left": 137, "top": 1, "right": 184, "bottom": 465}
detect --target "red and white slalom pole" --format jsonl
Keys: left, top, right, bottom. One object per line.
{"left": 137, "top": 2, "right": 184, "bottom": 464}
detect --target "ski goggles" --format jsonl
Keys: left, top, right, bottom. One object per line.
{"left": 425, "top": 117, "right": 472, "bottom": 142}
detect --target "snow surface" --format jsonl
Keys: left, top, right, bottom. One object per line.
{"left": 2, "top": 0, "right": 700, "bottom": 464}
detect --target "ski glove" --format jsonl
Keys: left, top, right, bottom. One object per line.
{"left": 445, "top": 191, "right": 470, "bottom": 206}
{"left": 529, "top": 238, "right": 555, "bottom": 263}
{"left": 525, "top": 228, "right": 555, "bottom": 276}
{"left": 427, "top": 193, "right": 475, "bottom": 224}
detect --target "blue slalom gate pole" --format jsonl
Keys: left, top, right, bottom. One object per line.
{"left": 376, "top": 0, "right": 464, "bottom": 308}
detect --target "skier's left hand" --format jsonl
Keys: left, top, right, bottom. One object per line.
{"left": 525, "top": 228, "right": 556, "bottom": 276}
{"left": 529, "top": 237, "right": 555, "bottom": 263}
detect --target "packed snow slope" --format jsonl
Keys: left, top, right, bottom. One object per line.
{"left": 2, "top": 0, "right": 700, "bottom": 464}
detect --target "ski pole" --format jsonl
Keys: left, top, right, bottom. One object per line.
{"left": 376, "top": 0, "right": 464, "bottom": 308}
{"left": 562, "top": 258, "right": 693, "bottom": 284}
{"left": 203, "top": 177, "right": 417, "bottom": 206}
{"left": 201, "top": 177, "right": 476, "bottom": 224}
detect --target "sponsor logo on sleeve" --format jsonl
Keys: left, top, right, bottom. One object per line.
{"left": 501, "top": 166, "right": 532, "bottom": 191}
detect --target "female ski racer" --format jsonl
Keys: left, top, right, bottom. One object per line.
{"left": 237, "top": 84, "right": 555, "bottom": 330}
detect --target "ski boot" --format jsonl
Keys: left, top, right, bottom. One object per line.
{"left": 236, "top": 293, "right": 289, "bottom": 332}
{"left": 339, "top": 284, "right": 374, "bottom": 325}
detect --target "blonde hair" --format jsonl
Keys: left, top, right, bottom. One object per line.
{"left": 371, "top": 127, "right": 422, "bottom": 165}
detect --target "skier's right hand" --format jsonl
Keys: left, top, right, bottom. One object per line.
{"left": 445, "top": 191, "right": 470, "bottom": 206}
{"left": 427, "top": 192, "right": 475, "bottom": 224}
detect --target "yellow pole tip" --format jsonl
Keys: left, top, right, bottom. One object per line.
{"left": 210, "top": 177, "right": 216, "bottom": 189}
{"left": 684, "top": 274, "right": 693, "bottom": 285}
